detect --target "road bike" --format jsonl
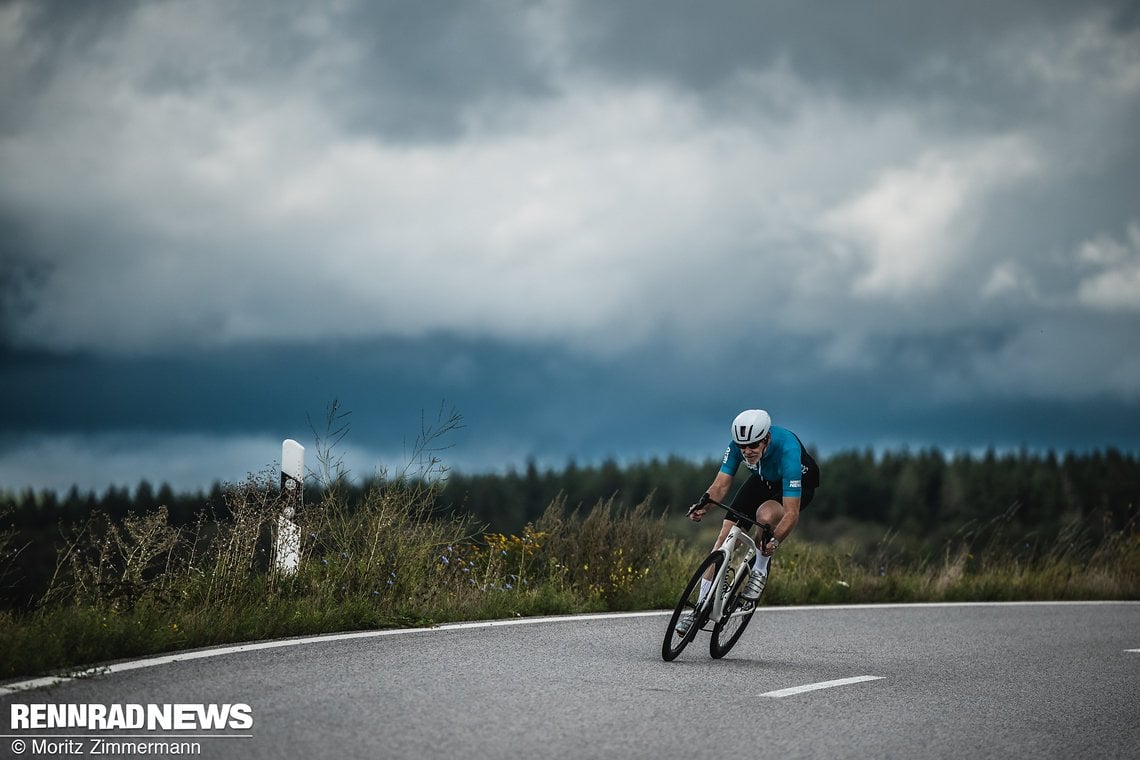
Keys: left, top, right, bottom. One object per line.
{"left": 661, "top": 495, "right": 774, "bottom": 661}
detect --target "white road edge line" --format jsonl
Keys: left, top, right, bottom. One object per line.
{"left": 760, "top": 675, "right": 885, "bottom": 698}
{"left": 0, "top": 676, "right": 75, "bottom": 694}
{"left": 0, "top": 611, "right": 664, "bottom": 695}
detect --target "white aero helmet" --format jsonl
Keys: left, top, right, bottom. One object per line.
{"left": 732, "top": 409, "right": 772, "bottom": 445}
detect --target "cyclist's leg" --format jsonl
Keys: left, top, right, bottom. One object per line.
{"left": 756, "top": 497, "right": 785, "bottom": 540}
{"left": 752, "top": 488, "right": 810, "bottom": 578}
{"left": 686, "top": 520, "right": 735, "bottom": 609}
{"left": 750, "top": 496, "right": 783, "bottom": 578}
{"left": 687, "top": 520, "right": 736, "bottom": 612}
{"left": 703, "top": 489, "right": 753, "bottom": 578}
{"left": 755, "top": 484, "right": 812, "bottom": 540}
{"left": 733, "top": 478, "right": 782, "bottom": 599}
{"left": 698, "top": 513, "right": 745, "bottom": 601}
{"left": 731, "top": 475, "right": 771, "bottom": 544}
{"left": 754, "top": 484, "right": 813, "bottom": 560}
{"left": 729, "top": 475, "right": 766, "bottom": 524}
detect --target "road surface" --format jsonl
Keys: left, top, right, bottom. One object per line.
{"left": 2, "top": 602, "right": 1138, "bottom": 759}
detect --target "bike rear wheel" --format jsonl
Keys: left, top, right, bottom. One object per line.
{"left": 661, "top": 551, "right": 723, "bottom": 661}
{"left": 709, "top": 564, "right": 760, "bottom": 659}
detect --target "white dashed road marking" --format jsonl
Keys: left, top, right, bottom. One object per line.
{"left": 760, "top": 675, "right": 885, "bottom": 698}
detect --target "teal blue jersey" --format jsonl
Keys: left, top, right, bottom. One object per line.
{"left": 719, "top": 425, "right": 813, "bottom": 497}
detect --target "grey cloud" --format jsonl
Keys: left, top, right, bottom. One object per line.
{"left": 1, "top": 0, "right": 1138, "bottom": 468}
{"left": 7, "top": 1, "right": 1137, "bottom": 139}
{"left": 3, "top": 0, "right": 556, "bottom": 142}
{"left": 0, "top": 215, "right": 52, "bottom": 346}
{"left": 326, "top": 1, "right": 557, "bottom": 141}
{"left": 562, "top": 1, "right": 1130, "bottom": 103}
{"left": 0, "top": 0, "right": 136, "bottom": 132}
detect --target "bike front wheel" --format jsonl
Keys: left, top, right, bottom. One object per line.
{"left": 661, "top": 551, "right": 723, "bottom": 662}
{"left": 709, "top": 565, "right": 759, "bottom": 659}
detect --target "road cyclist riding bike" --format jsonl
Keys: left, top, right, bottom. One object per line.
{"left": 662, "top": 409, "right": 821, "bottom": 660}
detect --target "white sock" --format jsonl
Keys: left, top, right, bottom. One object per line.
{"left": 752, "top": 554, "right": 771, "bottom": 576}
{"left": 698, "top": 578, "right": 713, "bottom": 603}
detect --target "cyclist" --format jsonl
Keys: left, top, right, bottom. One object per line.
{"left": 676, "top": 409, "right": 820, "bottom": 635}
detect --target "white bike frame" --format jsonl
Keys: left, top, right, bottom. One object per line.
{"left": 696, "top": 521, "right": 758, "bottom": 631}
{"left": 663, "top": 496, "right": 770, "bottom": 661}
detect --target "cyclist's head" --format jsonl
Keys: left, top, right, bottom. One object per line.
{"left": 732, "top": 409, "right": 771, "bottom": 446}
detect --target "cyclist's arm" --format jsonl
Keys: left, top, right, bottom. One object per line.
{"left": 707, "top": 471, "right": 733, "bottom": 504}
{"left": 768, "top": 436, "right": 805, "bottom": 547}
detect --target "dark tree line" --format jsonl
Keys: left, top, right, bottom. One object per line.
{"left": 2, "top": 447, "right": 1137, "bottom": 609}
{"left": 438, "top": 448, "right": 1139, "bottom": 538}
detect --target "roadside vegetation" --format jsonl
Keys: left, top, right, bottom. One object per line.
{"left": 1, "top": 412, "right": 1137, "bottom": 682}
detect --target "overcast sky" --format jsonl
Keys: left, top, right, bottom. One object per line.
{"left": 2, "top": 0, "right": 1139, "bottom": 495}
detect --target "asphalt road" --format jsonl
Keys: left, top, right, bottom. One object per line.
{"left": 2, "top": 602, "right": 1138, "bottom": 759}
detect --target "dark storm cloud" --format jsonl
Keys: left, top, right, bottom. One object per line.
{"left": 0, "top": 216, "right": 51, "bottom": 345}
{"left": 326, "top": 1, "right": 557, "bottom": 141}
{"left": 563, "top": 1, "right": 1129, "bottom": 101}
{"left": 4, "top": 335, "right": 1137, "bottom": 483}
{"left": 3, "top": 0, "right": 555, "bottom": 140}
{"left": 0, "top": 0, "right": 130, "bottom": 129}
{"left": 1, "top": 0, "right": 1139, "bottom": 492}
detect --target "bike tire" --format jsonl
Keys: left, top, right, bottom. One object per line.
{"left": 709, "top": 564, "right": 761, "bottom": 659}
{"left": 661, "top": 551, "right": 723, "bottom": 662}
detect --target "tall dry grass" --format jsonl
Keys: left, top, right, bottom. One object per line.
{"left": 0, "top": 467, "right": 679, "bottom": 681}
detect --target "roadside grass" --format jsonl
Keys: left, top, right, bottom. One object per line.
{"left": 1, "top": 476, "right": 1136, "bottom": 683}
{"left": 765, "top": 510, "right": 1140, "bottom": 605}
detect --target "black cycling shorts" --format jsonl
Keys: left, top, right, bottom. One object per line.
{"left": 726, "top": 475, "right": 815, "bottom": 531}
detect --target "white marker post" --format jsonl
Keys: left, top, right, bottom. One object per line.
{"left": 275, "top": 439, "right": 304, "bottom": 576}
